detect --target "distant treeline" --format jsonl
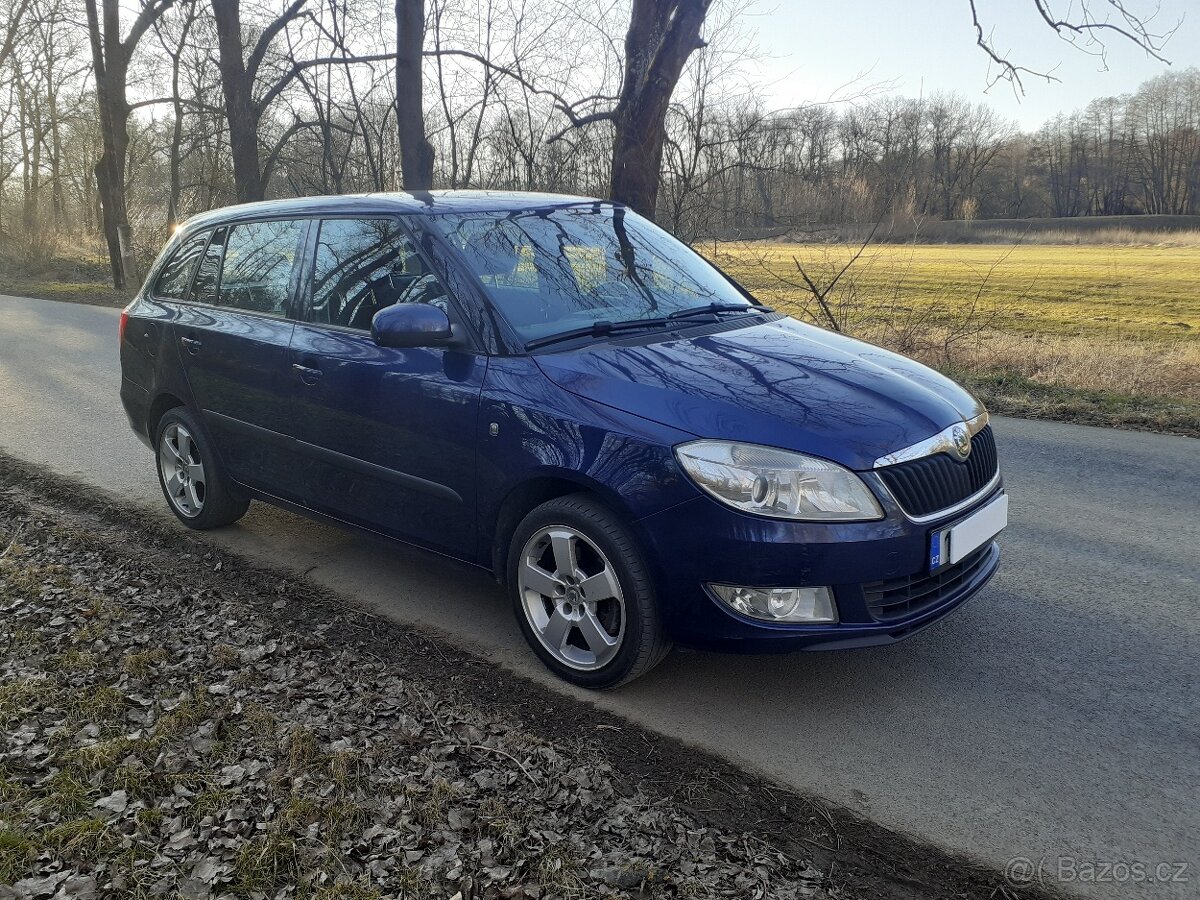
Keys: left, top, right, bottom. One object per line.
{"left": 666, "top": 69, "right": 1200, "bottom": 241}
{"left": 0, "top": 0, "right": 1195, "bottom": 270}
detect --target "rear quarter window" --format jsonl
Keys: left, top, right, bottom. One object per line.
{"left": 153, "top": 233, "right": 208, "bottom": 299}
{"left": 191, "top": 227, "right": 226, "bottom": 306}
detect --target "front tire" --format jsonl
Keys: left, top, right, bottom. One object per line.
{"left": 154, "top": 407, "right": 249, "bottom": 530}
{"left": 508, "top": 494, "right": 671, "bottom": 688}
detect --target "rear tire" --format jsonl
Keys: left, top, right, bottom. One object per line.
{"left": 154, "top": 407, "right": 249, "bottom": 530}
{"left": 508, "top": 493, "right": 671, "bottom": 688}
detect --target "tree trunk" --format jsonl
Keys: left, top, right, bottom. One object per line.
{"left": 83, "top": 0, "right": 153, "bottom": 289}
{"left": 166, "top": 8, "right": 195, "bottom": 229}
{"left": 395, "top": 0, "right": 433, "bottom": 190}
{"left": 16, "top": 75, "right": 34, "bottom": 233}
{"left": 93, "top": 60, "right": 137, "bottom": 287}
{"left": 168, "top": 90, "right": 184, "bottom": 227}
{"left": 609, "top": 0, "right": 711, "bottom": 219}
{"left": 212, "top": 0, "right": 265, "bottom": 203}
{"left": 611, "top": 108, "right": 667, "bottom": 219}
{"left": 49, "top": 90, "right": 65, "bottom": 229}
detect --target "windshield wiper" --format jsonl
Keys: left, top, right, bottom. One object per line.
{"left": 524, "top": 303, "right": 775, "bottom": 352}
{"left": 524, "top": 317, "right": 673, "bottom": 351}
{"left": 667, "top": 302, "right": 773, "bottom": 321}
{"left": 525, "top": 304, "right": 775, "bottom": 352}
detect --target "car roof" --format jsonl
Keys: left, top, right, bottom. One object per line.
{"left": 180, "top": 190, "right": 616, "bottom": 232}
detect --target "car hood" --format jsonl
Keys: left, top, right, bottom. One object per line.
{"left": 533, "top": 316, "right": 984, "bottom": 471}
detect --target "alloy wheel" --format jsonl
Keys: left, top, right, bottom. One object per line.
{"left": 159, "top": 422, "right": 206, "bottom": 517}
{"left": 518, "top": 525, "right": 625, "bottom": 671}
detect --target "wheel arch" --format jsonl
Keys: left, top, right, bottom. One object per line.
{"left": 488, "top": 472, "right": 637, "bottom": 582}
{"left": 147, "top": 396, "right": 239, "bottom": 496}
{"left": 147, "top": 392, "right": 187, "bottom": 440}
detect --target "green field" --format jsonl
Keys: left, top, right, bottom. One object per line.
{"left": 710, "top": 242, "right": 1200, "bottom": 342}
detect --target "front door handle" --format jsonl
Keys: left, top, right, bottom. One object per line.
{"left": 180, "top": 336, "right": 202, "bottom": 354}
{"left": 292, "top": 363, "right": 323, "bottom": 385}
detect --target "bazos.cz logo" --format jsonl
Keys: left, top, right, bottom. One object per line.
{"left": 1004, "top": 856, "right": 1191, "bottom": 886}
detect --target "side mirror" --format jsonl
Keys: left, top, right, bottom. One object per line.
{"left": 371, "top": 303, "right": 453, "bottom": 349}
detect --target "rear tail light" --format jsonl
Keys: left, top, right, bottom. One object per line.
{"left": 119, "top": 310, "right": 129, "bottom": 344}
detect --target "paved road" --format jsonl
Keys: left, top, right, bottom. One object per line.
{"left": 2, "top": 294, "right": 1197, "bottom": 898}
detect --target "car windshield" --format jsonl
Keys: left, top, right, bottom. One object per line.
{"left": 427, "top": 204, "right": 752, "bottom": 344}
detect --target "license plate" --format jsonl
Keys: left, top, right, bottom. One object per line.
{"left": 929, "top": 494, "right": 1008, "bottom": 572}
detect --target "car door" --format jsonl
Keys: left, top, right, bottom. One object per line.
{"left": 173, "top": 218, "right": 309, "bottom": 496}
{"left": 288, "top": 216, "right": 487, "bottom": 559}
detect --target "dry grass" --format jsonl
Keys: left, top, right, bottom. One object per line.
{"left": 952, "top": 227, "right": 1200, "bottom": 248}
{"left": 0, "top": 278, "right": 129, "bottom": 309}
{"left": 713, "top": 242, "right": 1200, "bottom": 340}
{"left": 880, "top": 328, "right": 1200, "bottom": 405}
{"left": 888, "top": 328, "right": 1200, "bottom": 436}
{"left": 708, "top": 240, "right": 1200, "bottom": 435}
{"left": 814, "top": 214, "right": 1200, "bottom": 247}
{"left": 0, "top": 240, "right": 129, "bottom": 308}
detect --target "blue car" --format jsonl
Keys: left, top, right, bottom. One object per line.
{"left": 120, "top": 192, "right": 1006, "bottom": 687}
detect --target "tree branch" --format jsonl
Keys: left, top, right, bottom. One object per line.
{"left": 254, "top": 43, "right": 613, "bottom": 146}
{"left": 247, "top": 0, "right": 307, "bottom": 81}
{"left": 547, "top": 110, "right": 615, "bottom": 142}
{"left": 967, "top": 0, "right": 1177, "bottom": 95}
{"left": 256, "top": 51, "right": 396, "bottom": 113}
{"left": 1031, "top": 0, "right": 1175, "bottom": 64}
{"left": 262, "top": 118, "right": 316, "bottom": 185}
{"left": 124, "top": 0, "right": 178, "bottom": 55}
{"left": 127, "top": 95, "right": 223, "bottom": 113}
{"left": 0, "top": 0, "right": 32, "bottom": 72}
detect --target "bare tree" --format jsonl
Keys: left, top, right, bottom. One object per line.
{"left": 211, "top": 0, "right": 310, "bottom": 202}
{"left": 153, "top": 0, "right": 200, "bottom": 228}
{"left": 83, "top": 0, "right": 177, "bottom": 287}
{"left": 609, "top": 0, "right": 713, "bottom": 217}
{"left": 541, "top": 0, "right": 715, "bottom": 218}
{"left": 2, "top": 0, "right": 1196, "bottom": 289}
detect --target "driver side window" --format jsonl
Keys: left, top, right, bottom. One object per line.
{"left": 310, "top": 218, "right": 449, "bottom": 330}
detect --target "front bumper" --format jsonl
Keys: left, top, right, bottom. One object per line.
{"left": 634, "top": 483, "right": 1004, "bottom": 653}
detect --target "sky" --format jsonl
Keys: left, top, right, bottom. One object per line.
{"left": 749, "top": 0, "right": 1197, "bottom": 130}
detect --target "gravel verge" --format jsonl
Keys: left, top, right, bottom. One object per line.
{"left": 0, "top": 454, "right": 1055, "bottom": 899}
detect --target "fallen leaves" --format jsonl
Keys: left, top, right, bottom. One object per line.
{"left": 0, "top": 506, "right": 840, "bottom": 900}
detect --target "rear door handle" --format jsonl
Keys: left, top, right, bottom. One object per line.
{"left": 180, "top": 336, "right": 202, "bottom": 354}
{"left": 292, "top": 363, "right": 323, "bottom": 384}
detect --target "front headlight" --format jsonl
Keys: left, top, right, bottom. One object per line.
{"left": 674, "top": 440, "right": 883, "bottom": 521}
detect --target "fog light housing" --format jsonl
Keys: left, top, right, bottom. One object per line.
{"left": 709, "top": 584, "right": 838, "bottom": 623}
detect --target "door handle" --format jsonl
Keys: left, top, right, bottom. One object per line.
{"left": 292, "top": 363, "right": 323, "bottom": 384}
{"left": 180, "top": 336, "right": 202, "bottom": 354}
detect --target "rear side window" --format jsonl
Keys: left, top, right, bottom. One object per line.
{"left": 153, "top": 233, "right": 207, "bottom": 299}
{"left": 218, "top": 220, "right": 305, "bottom": 316}
{"left": 192, "top": 227, "right": 226, "bottom": 306}
{"left": 310, "top": 218, "right": 450, "bottom": 330}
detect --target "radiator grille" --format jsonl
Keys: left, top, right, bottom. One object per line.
{"left": 877, "top": 425, "right": 998, "bottom": 518}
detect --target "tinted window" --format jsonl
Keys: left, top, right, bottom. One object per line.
{"left": 218, "top": 219, "right": 304, "bottom": 316}
{"left": 192, "top": 227, "right": 226, "bottom": 306}
{"left": 154, "top": 233, "right": 207, "bottom": 299}
{"left": 311, "top": 218, "right": 449, "bottom": 330}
